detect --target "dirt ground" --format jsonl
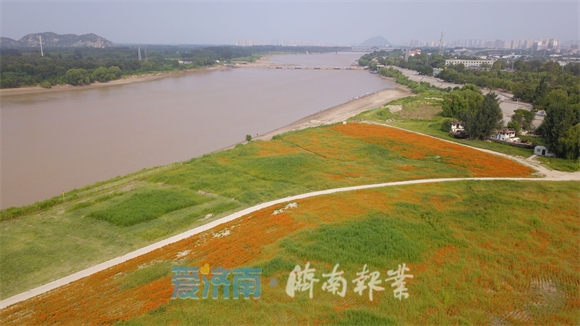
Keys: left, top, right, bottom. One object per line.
{"left": 255, "top": 86, "right": 411, "bottom": 141}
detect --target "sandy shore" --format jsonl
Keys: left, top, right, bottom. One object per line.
{"left": 248, "top": 54, "right": 411, "bottom": 139}
{"left": 255, "top": 85, "right": 411, "bottom": 141}
{"left": 0, "top": 66, "right": 227, "bottom": 97}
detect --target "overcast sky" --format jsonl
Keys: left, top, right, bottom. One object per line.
{"left": 1, "top": 1, "right": 578, "bottom": 45}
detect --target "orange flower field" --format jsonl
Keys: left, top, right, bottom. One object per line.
{"left": 1, "top": 122, "right": 560, "bottom": 325}
{"left": 1, "top": 180, "right": 578, "bottom": 325}
{"left": 0, "top": 206, "right": 305, "bottom": 325}
{"left": 329, "top": 123, "right": 535, "bottom": 177}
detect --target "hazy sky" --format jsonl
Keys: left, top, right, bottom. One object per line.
{"left": 1, "top": 1, "right": 578, "bottom": 45}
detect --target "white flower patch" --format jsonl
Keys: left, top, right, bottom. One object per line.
{"left": 176, "top": 249, "right": 191, "bottom": 258}
{"left": 285, "top": 202, "right": 298, "bottom": 209}
{"left": 213, "top": 229, "right": 231, "bottom": 238}
{"left": 272, "top": 202, "right": 299, "bottom": 215}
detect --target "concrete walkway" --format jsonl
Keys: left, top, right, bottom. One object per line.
{"left": 1, "top": 175, "right": 577, "bottom": 310}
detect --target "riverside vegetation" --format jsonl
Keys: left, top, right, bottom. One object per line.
{"left": 359, "top": 63, "right": 579, "bottom": 171}
{"left": 0, "top": 45, "right": 347, "bottom": 89}
{"left": 0, "top": 52, "right": 576, "bottom": 324}
{"left": 1, "top": 180, "right": 577, "bottom": 325}
{"left": 361, "top": 49, "right": 579, "bottom": 163}
{"left": 0, "top": 123, "right": 534, "bottom": 301}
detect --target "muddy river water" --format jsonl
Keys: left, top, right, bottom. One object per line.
{"left": 1, "top": 52, "right": 393, "bottom": 208}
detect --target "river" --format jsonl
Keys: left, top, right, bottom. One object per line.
{"left": 1, "top": 52, "right": 393, "bottom": 209}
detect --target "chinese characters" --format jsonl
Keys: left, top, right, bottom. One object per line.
{"left": 171, "top": 265, "right": 261, "bottom": 299}
{"left": 286, "top": 262, "right": 413, "bottom": 301}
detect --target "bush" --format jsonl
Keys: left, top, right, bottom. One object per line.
{"left": 40, "top": 81, "right": 52, "bottom": 89}
{"left": 65, "top": 68, "right": 89, "bottom": 86}
{"left": 246, "top": 134, "right": 252, "bottom": 142}
{"left": 441, "top": 119, "right": 452, "bottom": 132}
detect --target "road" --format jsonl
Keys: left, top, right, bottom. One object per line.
{"left": 389, "top": 66, "right": 543, "bottom": 127}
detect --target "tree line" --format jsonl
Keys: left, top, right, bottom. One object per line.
{"left": 358, "top": 49, "right": 446, "bottom": 76}
{"left": 0, "top": 45, "right": 348, "bottom": 89}
{"left": 438, "top": 60, "right": 579, "bottom": 160}
{"left": 368, "top": 50, "right": 579, "bottom": 160}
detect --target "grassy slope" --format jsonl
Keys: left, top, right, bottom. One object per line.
{"left": 143, "top": 181, "right": 579, "bottom": 325}
{"left": 1, "top": 181, "right": 577, "bottom": 325}
{"left": 0, "top": 123, "right": 534, "bottom": 300}
{"left": 352, "top": 93, "right": 580, "bottom": 171}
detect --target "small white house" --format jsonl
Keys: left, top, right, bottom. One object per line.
{"left": 494, "top": 128, "right": 516, "bottom": 141}
{"left": 450, "top": 121, "right": 464, "bottom": 133}
{"left": 534, "top": 146, "right": 554, "bottom": 157}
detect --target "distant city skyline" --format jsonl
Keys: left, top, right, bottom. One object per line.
{"left": 2, "top": 1, "right": 578, "bottom": 46}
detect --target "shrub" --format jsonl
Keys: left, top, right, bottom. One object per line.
{"left": 40, "top": 81, "right": 52, "bottom": 89}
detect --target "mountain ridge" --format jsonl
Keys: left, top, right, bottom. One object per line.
{"left": 0, "top": 32, "right": 114, "bottom": 48}
{"left": 360, "top": 36, "right": 391, "bottom": 47}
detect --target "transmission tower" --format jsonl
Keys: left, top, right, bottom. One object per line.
{"left": 438, "top": 31, "right": 444, "bottom": 56}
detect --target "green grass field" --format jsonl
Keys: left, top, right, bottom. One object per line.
{"left": 111, "top": 180, "right": 579, "bottom": 325}
{"left": 0, "top": 182, "right": 242, "bottom": 299}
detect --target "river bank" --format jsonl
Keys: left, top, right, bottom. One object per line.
{"left": 2, "top": 51, "right": 398, "bottom": 209}
{"left": 255, "top": 85, "right": 410, "bottom": 141}
{"left": 0, "top": 66, "right": 227, "bottom": 97}
{"left": 249, "top": 54, "right": 411, "bottom": 139}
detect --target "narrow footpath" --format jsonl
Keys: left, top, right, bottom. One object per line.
{"left": 1, "top": 173, "right": 578, "bottom": 309}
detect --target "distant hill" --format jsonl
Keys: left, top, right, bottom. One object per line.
{"left": 360, "top": 36, "right": 392, "bottom": 47}
{"left": 0, "top": 32, "right": 114, "bottom": 48}
{"left": 0, "top": 37, "right": 21, "bottom": 48}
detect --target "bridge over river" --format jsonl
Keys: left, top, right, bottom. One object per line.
{"left": 231, "top": 63, "right": 367, "bottom": 71}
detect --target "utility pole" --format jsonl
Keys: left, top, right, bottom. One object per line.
{"left": 39, "top": 36, "right": 44, "bottom": 57}
{"left": 438, "top": 31, "right": 444, "bottom": 56}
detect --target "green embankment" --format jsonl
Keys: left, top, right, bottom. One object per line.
{"left": 0, "top": 123, "right": 533, "bottom": 300}
{"left": 119, "top": 181, "right": 579, "bottom": 325}
{"left": 351, "top": 92, "right": 580, "bottom": 170}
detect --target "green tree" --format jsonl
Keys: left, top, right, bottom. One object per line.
{"left": 441, "top": 84, "right": 484, "bottom": 118}
{"left": 532, "top": 75, "right": 549, "bottom": 108}
{"left": 108, "top": 66, "right": 122, "bottom": 79}
{"left": 65, "top": 68, "right": 89, "bottom": 86}
{"left": 140, "top": 61, "right": 153, "bottom": 72}
{"left": 558, "top": 124, "right": 580, "bottom": 160}
{"left": 511, "top": 109, "right": 536, "bottom": 131}
{"left": 513, "top": 59, "right": 529, "bottom": 72}
{"left": 491, "top": 60, "right": 506, "bottom": 71}
{"left": 462, "top": 93, "right": 503, "bottom": 140}
{"left": 507, "top": 121, "right": 521, "bottom": 136}
{"left": 477, "top": 92, "right": 504, "bottom": 139}
{"left": 92, "top": 66, "right": 111, "bottom": 82}
{"left": 541, "top": 61, "right": 561, "bottom": 74}
{"left": 442, "top": 92, "right": 467, "bottom": 117}
{"left": 541, "top": 90, "right": 577, "bottom": 157}
{"left": 563, "top": 62, "right": 580, "bottom": 76}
